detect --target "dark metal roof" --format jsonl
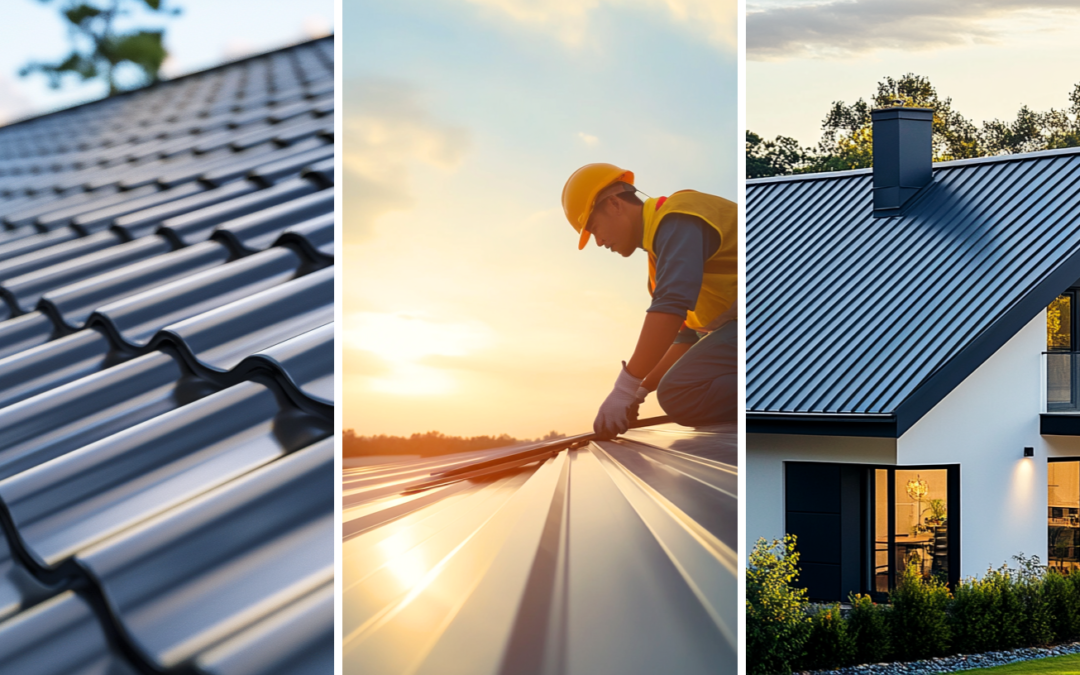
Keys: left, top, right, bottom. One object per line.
{"left": 343, "top": 424, "right": 737, "bottom": 675}
{"left": 747, "top": 147, "right": 1080, "bottom": 435}
{"left": 0, "top": 37, "right": 333, "bottom": 674}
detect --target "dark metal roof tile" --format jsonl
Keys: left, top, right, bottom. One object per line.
{"left": 0, "top": 592, "right": 139, "bottom": 675}
{"left": 212, "top": 188, "right": 333, "bottom": 254}
{"left": 89, "top": 246, "right": 303, "bottom": 349}
{"left": 79, "top": 437, "right": 333, "bottom": 670}
{"left": 0, "top": 39, "right": 335, "bottom": 665}
{"left": 41, "top": 240, "right": 232, "bottom": 330}
{"left": 0, "top": 351, "right": 218, "bottom": 483}
{"left": 158, "top": 177, "right": 319, "bottom": 247}
{"left": 274, "top": 212, "right": 333, "bottom": 262}
{"left": 158, "top": 265, "right": 332, "bottom": 378}
{"left": 0, "top": 235, "right": 172, "bottom": 315}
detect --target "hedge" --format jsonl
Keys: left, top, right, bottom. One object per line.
{"left": 747, "top": 538, "right": 1078, "bottom": 674}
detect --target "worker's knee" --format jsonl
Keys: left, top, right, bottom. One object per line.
{"left": 655, "top": 323, "right": 737, "bottom": 427}
{"left": 657, "top": 374, "right": 736, "bottom": 427}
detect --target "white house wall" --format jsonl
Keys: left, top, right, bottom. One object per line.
{"left": 745, "top": 433, "right": 896, "bottom": 552}
{"left": 898, "top": 309, "right": 1048, "bottom": 577}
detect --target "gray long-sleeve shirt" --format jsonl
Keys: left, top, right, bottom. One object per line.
{"left": 646, "top": 212, "right": 721, "bottom": 343}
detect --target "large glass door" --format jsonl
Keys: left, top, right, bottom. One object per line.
{"left": 870, "top": 466, "right": 955, "bottom": 597}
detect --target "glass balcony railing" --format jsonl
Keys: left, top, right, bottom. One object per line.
{"left": 1045, "top": 351, "right": 1080, "bottom": 413}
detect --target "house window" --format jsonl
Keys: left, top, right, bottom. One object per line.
{"left": 1049, "top": 293, "right": 1074, "bottom": 351}
{"left": 1049, "top": 460, "right": 1080, "bottom": 573}
{"left": 1048, "top": 292, "right": 1079, "bottom": 411}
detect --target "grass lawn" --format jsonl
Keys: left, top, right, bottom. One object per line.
{"left": 967, "top": 653, "right": 1080, "bottom": 673}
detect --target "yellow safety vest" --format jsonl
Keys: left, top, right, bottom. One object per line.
{"left": 642, "top": 190, "right": 737, "bottom": 332}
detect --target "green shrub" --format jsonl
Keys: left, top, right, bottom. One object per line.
{"left": 847, "top": 593, "right": 892, "bottom": 664}
{"left": 796, "top": 603, "right": 856, "bottom": 670}
{"left": 951, "top": 574, "right": 997, "bottom": 653}
{"left": 889, "top": 557, "right": 952, "bottom": 660}
{"left": 747, "top": 535, "right": 811, "bottom": 675}
{"left": 1014, "top": 554, "right": 1053, "bottom": 647}
{"left": 1041, "top": 569, "right": 1079, "bottom": 643}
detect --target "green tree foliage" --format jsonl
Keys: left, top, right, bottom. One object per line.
{"left": 748, "top": 74, "right": 1080, "bottom": 177}
{"left": 746, "top": 535, "right": 811, "bottom": 675}
{"left": 746, "top": 131, "right": 812, "bottom": 178}
{"left": 21, "top": 0, "right": 180, "bottom": 96}
{"left": 983, "top": 85, "right": 1080, "bottom": 154}
{"left": 342, "top": 429, "right": 566, "bottom": 457}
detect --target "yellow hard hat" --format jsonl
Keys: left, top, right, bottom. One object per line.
{"left": 561, "top": 163, "right": 635, "bottom": 250}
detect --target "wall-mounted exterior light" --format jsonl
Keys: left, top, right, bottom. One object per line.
{"left": 1024, "top": 447, "right": 1035, "bottom": 457}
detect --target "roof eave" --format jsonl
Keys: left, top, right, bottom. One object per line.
{"left": 746, "top": 412, "right": 898, "bottom": 437}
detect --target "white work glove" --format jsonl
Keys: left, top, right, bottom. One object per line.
{"left": 628, "top": 386, "right": 650, "bottom": 422}
{"left": 593, "top": 363, "right": 644, "bottom": 438}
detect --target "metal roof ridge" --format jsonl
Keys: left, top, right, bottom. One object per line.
{"left": 747, "top": 145, "right": 1080, "bottom": 187}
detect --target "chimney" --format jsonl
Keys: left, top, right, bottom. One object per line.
{"left": 871, "top": 106, "right": 933, "bottom": 217}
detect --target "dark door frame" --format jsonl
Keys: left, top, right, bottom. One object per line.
{"left": 867, "top": 464, "right": 961, "bottom": 599}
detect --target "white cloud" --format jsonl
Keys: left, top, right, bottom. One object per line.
{"left": 460, "top": 0, "right": 736, "bottom": 50}
{"left": 577, "top": 131, "right": 599, "bottom": 146}
{"left": 342, "top": 78, "right": 471, "bottom": 243}
{"left": 748, "top": 0, "right": 1080, "bottom": 60}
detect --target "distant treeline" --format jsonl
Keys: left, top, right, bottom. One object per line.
{"left": 343, "top": 429, "right": 566, "bottom": 457}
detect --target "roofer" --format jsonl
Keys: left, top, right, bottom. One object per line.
{"left": 561, "top": 163, "right": 737, "bottom": 438}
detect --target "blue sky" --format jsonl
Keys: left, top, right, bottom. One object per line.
{"left": 0, "top": 0, "right": 333, "bottom": 123}
{"left": 344, "top": 0, "right": 737, "bottom": 437}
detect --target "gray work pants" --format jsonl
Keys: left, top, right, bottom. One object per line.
{"left": 656, "top": 320, "right": 736, "bottom": 426}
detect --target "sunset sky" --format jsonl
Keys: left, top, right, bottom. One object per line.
{"left": 748, "top": 0, "right": 1080, "bottom": 145}
{"left": 344, "top": 0, "right": 737, "bottom": 437}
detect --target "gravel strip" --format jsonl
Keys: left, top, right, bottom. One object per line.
{"left": 798, "top": 641, "right": 1080, "bottom": 674}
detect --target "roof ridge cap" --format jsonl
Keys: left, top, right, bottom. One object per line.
{"left": 748, "top": 145, "right": 1080, "bottom": 187}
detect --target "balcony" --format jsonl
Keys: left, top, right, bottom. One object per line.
{"left": 1042, "top": 352, "right": 1080, "bottom": 434}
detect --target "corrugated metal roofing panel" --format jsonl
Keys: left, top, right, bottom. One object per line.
{"left": 343, "top": 424, "right": 737, "bottom": 675}
{"left": 0, "top": 36, "right": 334, "bottom": 674}
{"left": 747, "top": 148, "right": 1080, "bottom": 430}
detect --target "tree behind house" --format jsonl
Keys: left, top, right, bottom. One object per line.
{"left": 748, "top": 74, "right": 1080, "bottom": 177}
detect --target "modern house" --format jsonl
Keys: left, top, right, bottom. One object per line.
{"left": 746, "top": 106, "right": 1080, "bottom": 602}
